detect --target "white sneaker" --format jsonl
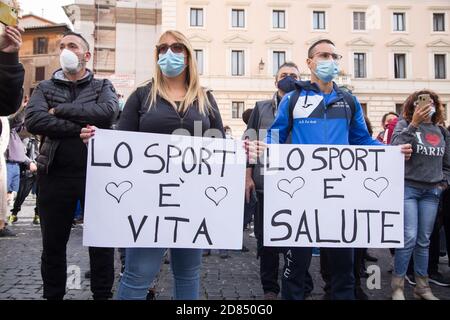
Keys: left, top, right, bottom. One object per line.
{"left": 249, "top": 232, "right": 255, "bottom": 238}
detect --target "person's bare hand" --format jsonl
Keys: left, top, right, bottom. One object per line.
{"left": 80, "top": 125, "right": 96, "bottom": 144}
{"left": 29, "top": 162, "right": 37, "bottom": 173}
{"left": 0, "top": 26, "right": 23, "bottom": 53}
{"left": 411, "top": 103, "right": 432, "bottom": 128}
{"left": 401, "top": 144, "right": 412, "bottom": 161}
{"left": 245, "top": 169, "right": 255, "bottom": 203}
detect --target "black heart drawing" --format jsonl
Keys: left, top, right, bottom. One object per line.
{"left": 105, "top": 181, "right": 133, "bottom": 203}
{"left": 205, "top": 186, "right": 228, "bottom": 206}
{"left": 277, "top": 177, "right": 305, "bottom": 198}
{"left": 363, "top": 177, "right": 389, "bottom": 198}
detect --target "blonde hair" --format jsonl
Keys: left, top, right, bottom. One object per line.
{"left": 149, "top": 30, "right": 211, "bottom": 115}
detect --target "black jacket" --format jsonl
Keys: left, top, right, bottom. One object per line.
{"left": 25, "top": 69, "right": 119, "bottom": 175}
{"left": 0, "top": 52, "right": 24, "bottom": 117}
{"left": 118, "top": 83, "right": 224, "bottom": 137}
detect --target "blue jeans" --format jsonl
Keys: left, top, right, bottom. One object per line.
{"left": 6, "top": 162, "right": 20, "bottom": 192}
{"left": 394, "top": 185, "right": 442, "bottom": 277}
{"left": 116, "top": 248, "right": 202, "bottom": 300}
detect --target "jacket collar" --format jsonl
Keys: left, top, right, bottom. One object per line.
{"left": 51, "top": 68, "right": 93, "bottom": 86}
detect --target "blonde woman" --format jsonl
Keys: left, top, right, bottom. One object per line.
{"left": 82, "top": 30, "right": 233, "bottom": 300}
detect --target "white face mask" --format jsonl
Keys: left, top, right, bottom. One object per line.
{"left": 60, "top": 49, "right": 81, "bottom": 74}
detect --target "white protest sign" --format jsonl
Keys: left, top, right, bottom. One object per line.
{"left": 83, "top": 129, "right": 246, "bottom": 249}
{"left": 264, "top": 144, "right": 404, "bottom": 248}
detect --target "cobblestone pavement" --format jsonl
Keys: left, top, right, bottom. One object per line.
{"left": 1, "top": 197, "right": 450, "bottom": 300}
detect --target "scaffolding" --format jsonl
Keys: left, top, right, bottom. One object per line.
{"left": 93, "top": 0, "right": 116, "bottom": 75}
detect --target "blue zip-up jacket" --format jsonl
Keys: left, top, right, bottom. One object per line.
{"left": 266, "top": 80, "right": 382, "bottom": 146}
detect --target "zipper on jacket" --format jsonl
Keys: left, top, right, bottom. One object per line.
{"left": 70, "top": 82, "right": 77, "bottom": 101}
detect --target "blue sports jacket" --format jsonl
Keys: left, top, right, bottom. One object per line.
{"left": 266, "top": 80, "right": 382, "bottom": 146}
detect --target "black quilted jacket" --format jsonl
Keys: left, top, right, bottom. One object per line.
{"left": 25, "top": 69, "right": 119, "bottom": 174}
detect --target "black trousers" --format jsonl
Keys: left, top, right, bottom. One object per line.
{"left": 319, "top": 248, "right": 355, "bottom": 300}
{"left": 11, "top": 172, "right": 37, "bottom": 216}
{"left": 38, "top": 174, "right": 114, "bottom": 300}
{"left": 254, "top": 191, "right": 280, "bottom": 295}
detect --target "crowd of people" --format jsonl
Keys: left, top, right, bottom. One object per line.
{"left": 0, "top": 16, "right": 449, "bottom": 301}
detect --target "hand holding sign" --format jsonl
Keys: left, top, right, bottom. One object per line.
{"left": 84, "top": 129, "right": 246, "bottom": 249}
{"left": 264, "top": 144, "right": 404, "bottom": 248}
{"left": 80, "top": 125, "right": 96, "bottom": 144}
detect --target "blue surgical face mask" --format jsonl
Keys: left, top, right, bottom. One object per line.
{"left": 157, "top": 49, "right": 186, "bottom": 77}
{"left": 277, "top": 76, "right": 297, "bottom": 93}
{"left": 314, "top": 60, "right": 339, "bottom": 83}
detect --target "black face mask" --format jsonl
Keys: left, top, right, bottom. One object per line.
{"left": 277, "top": 76, "right": 297, "bottom": 93}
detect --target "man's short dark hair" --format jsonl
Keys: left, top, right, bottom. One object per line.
{"left": 308, "top": 39, "right": 335, "bottom": 58}
{"left": 381, "top": 111, "right": 399, "bottom": 124}
{"left": 242, "top": 108, "right": 253, "bottom": 125}
{"left": 275, "top": 61, "right": 300, "bottom": 79}
{"left": 62, "top": 31, "right": 90, "bottom": 51}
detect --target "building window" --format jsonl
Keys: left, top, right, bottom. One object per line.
{"left": 394, "top": 54, "right": 406, "bottom": 79}
{"left": 433, "top": 13, "right": 445, "bottom": 32}
{"left": 273, "top": 10, "right": 285, "bottom": 29}
{"left": 393, "top": 12, "right": 405, "bottom": 31}
{"left": 273, "top": 51, "right": 286, "bottom": 76}
{"left": 33, "top": 37, "right": 48, "bottom": 54}
{"left": 190, "top": 8, "right": 203, "bottom": 27}
{"left": 435, "top": 54, "right": 446, "bottom": 79}
{"left": 395, "top": 103, "right": 403, "bottom": 116}
{"left": 194, "top": 49, "right": 204, "bottom": 75}
{"left": 232, "top": 9, "right": 245, "bottom": 28}
{"left": 354, "top": 53, "right": 366, "bottom": 78}
{"left": 231, "top": 50, "right": 245, "bottom": 76}
{"left": 313, "top": 11, "right": 326, "bottom": 30}
{"left": 232, "top": 101, "right": 245, "bottom": 119}
{"left": 35, "top": 66, "right": 45, "bottom": 82}
{"left": 353, "top": 12, "right": 366, "bottom": 30}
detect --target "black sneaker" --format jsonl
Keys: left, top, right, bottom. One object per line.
{"left": 405, "top": 273, "right": 416, "bottom": 286}
{"left": 429, "top": 272, "right": 450, "bottom": 287}
{"left": 0, "top": 226, "right": 16, "bottom": 237}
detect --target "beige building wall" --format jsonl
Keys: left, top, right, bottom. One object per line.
{"left": 19, "top": 15, "right": 70, "bottom": 97}
{"left": 162, "top": 0, "right": 450, "bottom": 138}
{"left": 64, "top": 0, "right": 161, "bottom": 97}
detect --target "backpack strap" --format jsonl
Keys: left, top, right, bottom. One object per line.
{"left": 341, "top": 91, "right": 356, "bottom": 125}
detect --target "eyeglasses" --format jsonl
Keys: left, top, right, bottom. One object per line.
{"left": 313, "top": 52, "right": 343, "bottom": 61}
{"left": 156, "top": 43, "right": 186, "bottom": 55}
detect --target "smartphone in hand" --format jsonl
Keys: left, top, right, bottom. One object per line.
{"left": 0, "top": 1, "right": 18, "bottom": 27}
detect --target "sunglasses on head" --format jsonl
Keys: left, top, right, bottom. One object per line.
{"left": 156, "top": 43, "right": 186, "bottom": 55}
